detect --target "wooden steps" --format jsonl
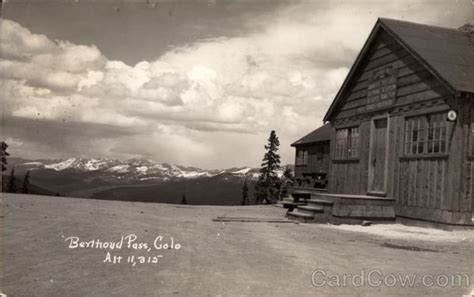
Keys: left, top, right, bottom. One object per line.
{"left": 297, "top": 205, "right": 324, "bottom": 214}
{"left": 282, "top": 202, "right": 305, "bottom": 212}
{"left": 213, "top": 217, "right": 296, "bottom": 223}
{"left": 284, "top": 189, "right": 396, "bottom": 224}
{"left": 276, "top": 191, "right": 313, "bottom": 211}
{"left": 287, "top": 211, "right": 315, "bottom": 221}
{"left": 307, "top": 199, "right": 334, "bottom": 206}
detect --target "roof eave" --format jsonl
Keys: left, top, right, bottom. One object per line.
{"left": 291, "top": 139, "right": 330, "bottom": 147}
{"left": 323, "top": 19, "right": 385, "bottom": 122}
{"left": 378, "top": 20, "right": 457, "bottom": 96}
{"left": 324, "top": 18, "right": 461, "bottom": 122}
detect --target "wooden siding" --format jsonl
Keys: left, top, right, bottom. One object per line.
{"left": 466, "top": 97, "right": 474, "bottom": 213}
{"left": 294, "top": 143, "right": 330, "bottom": 178}
{"left": 329, "top": 121, "right": 370, "bottom": 194}
{"left": 391, "top": 105, "right": 471, "bottom": 224}
{"left": 468, "top": 158, "right": 473, "bottom": 212}
{"left": 332, "top": 31, "right": 451, "bottom": 121}
{"left": 326, "top": 28, "right": 473, "bottom": 224}
{"left": 398, "top": 158, "right": 447, "bottom": 209}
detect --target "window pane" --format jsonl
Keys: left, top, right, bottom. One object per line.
{"left": 412, "top": 130, "right": 417, "bottom": 142}
{"left": 433, "top": 141, "right": 439, "bottom": 153}
{"left": 336, "top": 127, "right": 359, "bottom": 159}
{"left": 405, "top": 112, "right": 448, "bottom": 156}
{"left": 348, "top": 127, "right": 359, "bottom": 158}
{"left": 417, "top": 142, "right": 424, "bottom": 154}
{"left": 336, "top": 129, "right": 348, "bottom": 158}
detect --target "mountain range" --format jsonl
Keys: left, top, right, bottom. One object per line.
{"left": 11, "top": 157, "right": 262, "bottom": 181}
{"left": 7, "top": 158, "right": 291, "bottom": 205}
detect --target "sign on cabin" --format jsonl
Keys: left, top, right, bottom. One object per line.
{"left": 366, "top": 67, "right": 398, "bottom": 111}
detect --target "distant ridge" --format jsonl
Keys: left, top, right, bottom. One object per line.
{"left": 5, "top": 157, "right": 293, "bottom": 205}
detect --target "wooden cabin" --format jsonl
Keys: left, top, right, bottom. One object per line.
{"left": 291, "top": 124, "right": 331, "bottom": 188}
{"left": 322, "top": 18, "right": 474, "bottom": 226}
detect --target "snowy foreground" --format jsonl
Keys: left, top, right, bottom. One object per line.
{"left": 1, "top": 193, "right": 473, "bottom": 297}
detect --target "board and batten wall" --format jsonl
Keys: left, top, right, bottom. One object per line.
{"left": 327, "top": 29, "right": 473, "bottom": 224}
{"left": 294, "top": 142, "right": 330, "bottom": 178}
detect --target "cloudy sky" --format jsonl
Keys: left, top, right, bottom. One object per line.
{"left": 1, "top": 0, "right": 472, "bottom": 169}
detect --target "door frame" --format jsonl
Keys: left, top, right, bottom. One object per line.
{"left": 367, "top": 114, "right": 390, "bottom": 196}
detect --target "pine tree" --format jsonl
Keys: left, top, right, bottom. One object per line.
{"left": 180, "top": 194, "right": 188, "bottom": 205}
{"left": 22, "top": 170, "right": 31, "bottom": 194}
{"left": 255, "top": 130, "right": 281, "bottom": 204}
{"left": 1, "top": 141, "right": 9, "bottom": 172}
{"left": 283, "top": 167, "right": 293, "bottom": 179}
{"left": 241, "top": 179, "right": 249, "bottom": 205}
{"left": 8, "top": 168, "right": 17, "bottom": 193}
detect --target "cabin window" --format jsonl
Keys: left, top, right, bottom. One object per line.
{"left": 348, "top": 127, "right": 360, "bottom": 158}
{"left": 296, "top": 150, "right": 308, "bottom": 165}
{"left": 405, "top": 112, "right": 448, "bottom": 156}
{"left": 335, "top": 127, "right": 359, "bottom": 159}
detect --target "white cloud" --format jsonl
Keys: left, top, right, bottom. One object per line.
{"left": 0, "top": 19, "right": 56, "bottom": 60}
{"left": 0, "top": 1, "right": 466, "bottom": 168}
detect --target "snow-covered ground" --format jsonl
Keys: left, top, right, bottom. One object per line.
{"left": 2, "top": 193, "right": 473, "bottom": 297}
{"left": 319, "top": 223, "right": 473, "bottom": 243}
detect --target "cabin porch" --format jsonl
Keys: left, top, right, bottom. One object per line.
{"left": 282, "top": 187, "right": 395, "bottom": 224}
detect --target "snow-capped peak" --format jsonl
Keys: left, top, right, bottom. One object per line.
{"left": 107, "top": 164, "right": 130, "bottom": 173}
{"left": 84, "top": 159, "right": 108, "bottom": 171}
{"left": 231, "top": 167, "right": 252, "bottom": 175}
{"left": 44, "top": 158, "right": 77, "bottom": 171}
{"left": 17, "top": 157, "right": 269, "bottom": 182}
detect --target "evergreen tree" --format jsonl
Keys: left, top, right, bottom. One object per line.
{"left": 22, "top": 170, "right": 31, "bottom": 194}
{"left": 8, "top": 168, "right": 17, "bottom": 193}
{"left": 278, "top": 167, "right": 294, "bottom": 201}
{"left": 1, "top": 141, "right": 9, "bottom": 172}
{"left": 255, "top": 130, "right": 281, "bottom": 204}
{"left": 283, "top": 167, "right": 293, "bottom": 179}
{"left": 241, "top": 179, "right": 249, "bottom": 205}
{"left": 180, "top": 194, "right": 188, "bottom": 205}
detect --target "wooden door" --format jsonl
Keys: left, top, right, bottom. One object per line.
{"left": 369, "top": 118, "right": 388, "bottom": 193}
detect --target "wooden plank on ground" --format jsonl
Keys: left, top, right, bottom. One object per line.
{"left": 212, "top": 217, "right": 296, "bottom": 223}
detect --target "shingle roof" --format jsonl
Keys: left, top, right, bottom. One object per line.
{"left": 291, "top": 123, "right": 331, "bottom": 147}
{"left": 380, "top": 18, "right": 474, "bottom": 94}
{"left": 324, "top": 18, "right": 474, "bottom": 122}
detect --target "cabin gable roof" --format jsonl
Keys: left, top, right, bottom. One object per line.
{"left": 291, "top": 123, "right": 331, "bottom": 147}
{"left": 324, "top": 18, "right": 474, "bottom": 122}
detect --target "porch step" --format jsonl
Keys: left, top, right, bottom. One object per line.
{"left": 297, "top": 205, "right": 324, "bottom": 213}
{"left": 283, "top": 201, "right": 306, "bottom": 208}
{"left": 281, "top": 190, "right": 396, "bottom": 224}
{"left": 285, "top": 195, "right": 309, "bottom": 203}
{"left": 287, "top": 211, "right": 314, "bottom": 221}
{"left": 307, "top": 199, "right": 334, "bottom": 206}
{"left": 282, "top": 202, "right": 306, "bottom": 211}
{"left": 311, "top": 192, "right": 394, "bottom": 201}
{"left": 291, "top": 191, "right": 312, "bottom": 201}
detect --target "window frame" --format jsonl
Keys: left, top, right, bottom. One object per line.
{"left": 404, "top": 112, "right": 450, "bottom": 158}
{"left": 295, "top": 149, "right": 308, "bottom": 166}
{"left": 334, "top": 126, "right": 360, "bottom": 160}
